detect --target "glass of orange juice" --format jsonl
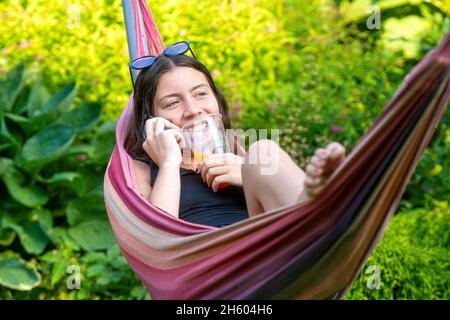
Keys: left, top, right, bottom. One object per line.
{"left": 181, "top": 113, "right": 230, "bottom": 162}
{"left": 181, "top": 113, "right": 231, "bottom": 189}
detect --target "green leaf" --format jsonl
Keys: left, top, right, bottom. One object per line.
{"left": 0, "top": 141, "right": 15, "bottom": 153}
{"left": 47, "top": 226, "right": 79, "bottom": 248}
{"left": 36, "top": 171, "right": 81, "bottom": 185}
{"left": 25, "top": 72, "right": 43, "bottom": 117}
{"left": 50, "top": 259, "right": 68, "bottom": 286}
{"left": 0, "top": 251, "right": 41, "bottom": 291}
{"left": 0, "top": 117, "right": 20, "bottom": 152}
{"left": 0, "top": 157, "right": 14, "bottom": 176}
{"left": 1, "top": 167, "right": 49, "bottom": 207}
{"left": 86, "top": 263, "right": 106, "bottom": 277}
{"left": 4, "top": 113, "right": 32, "bottom": 126}
{"left": 91, "top": 120, "right": 116, "bottom": 165}
{"left": 35, "top": 209, "right": 53, "bottom": 238}
{"left": 0, "top": 64, "right": 26, "bottom": 112}
{"left": 66, "top": 193, "right": 107, "bottom": 226}
{"left": 56, "top": 102, "right": 102, "bottom": 133}
{"left": 64, "top": 144, "right": 95, "bottom": 158}
{"left": 28, "top": 82, "right": 76, "bottom": 127}
{"left": 20, "top": 124, "right": 76, "bottom": 166}
{"left": 2, "top": 212, "right": 50, "bottom": 255}
{"left": 11, "top": 85, "right": 31, "bottom": 115}
{"left": 68, "top": 220, "right": 115, "bottom": 251}
{"left": 68, "top": 167, "right": 104, "bottom": 197}
{"left": 0, "top": 228, "right": 16, "bottom": 246}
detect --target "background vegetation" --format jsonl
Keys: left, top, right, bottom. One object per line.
{"left": 0, "top": 0, "right": 448, "bottom": 299}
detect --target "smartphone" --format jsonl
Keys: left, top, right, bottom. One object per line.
{"left": 142, "top": 113, "right": 154, "bottom": 141}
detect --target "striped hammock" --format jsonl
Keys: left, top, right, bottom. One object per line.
{"left": 103, "top": 0, "right": 450, "bottom": 299}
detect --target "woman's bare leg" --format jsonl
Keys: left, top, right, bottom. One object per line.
{"left": 241, "top": 140, "right": 307, "bottom": 216}
{"left": 241, "top": 140, "right": 345, "bottom": 217}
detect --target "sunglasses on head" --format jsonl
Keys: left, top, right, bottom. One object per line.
{"left": 128, "top": 40, "right": 197, "bottom": 90}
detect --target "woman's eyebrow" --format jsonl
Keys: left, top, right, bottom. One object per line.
{"left": 158, "top": 83, "right": 208, "bottom": 103}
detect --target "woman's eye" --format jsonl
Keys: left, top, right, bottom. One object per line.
{"left": 167, "top": 101, "right": 179, "bottom": 107}
{"left": 195, "top": 92, "right": 207, "bottom": 97}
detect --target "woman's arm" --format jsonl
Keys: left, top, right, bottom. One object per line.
{"left": 132, "top": 159, "right": 180, "bottom": 218}
{"left": 149, "top": 163, "right": 181, "bottom": 218}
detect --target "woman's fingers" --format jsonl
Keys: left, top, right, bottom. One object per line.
{"left": 198, "top": 153, "right": 242, "bottom": 175}
{"left": 177, "top": 132, "right": 187, "bottom": 149}
{"left": 211, "top": 174, "right": 229, "bottom": 193}
{"left": 160, "top": 129, "right": 184, "bottom": 148}
{"left": 199, "top": 154, "right": 229, "bottom": 181}
{"left": 160, "top": 118, "right": 181, "bottom": 130}
{"left": 200, "top": 160, "right": 221, "bottom": 182}
{"left": 147, "top": 117, "right": 182, "bottom": 138}
{"left": 153, "top": 117, "right": 181, "bottom": 130}
{"left": 154, "top": 118, "right": 165, "bottom": 137}
{"left": 149, "top": 118, "right": 185, "bottom": 148}
{"left": 205, "top": 166, "right": 229, "bottom": 187}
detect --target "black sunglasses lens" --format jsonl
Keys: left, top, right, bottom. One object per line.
{"left": 130, "top": 56, "right": 156, "bottom": 69}
{"left": 165, "top": 41, "right": 189, "bottom": 56}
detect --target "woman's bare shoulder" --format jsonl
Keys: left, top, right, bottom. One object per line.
{"left": 132, "top": 158, "right": 152, "bottom": 199}
{"left": 132, "top": 158, "right": 150, "bottom": 170}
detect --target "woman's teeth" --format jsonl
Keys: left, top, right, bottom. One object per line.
{"left": 188, "top": 122, "right": 207, "bottom": 132}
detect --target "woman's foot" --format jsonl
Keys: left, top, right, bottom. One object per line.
{"left": 301, "top": 142, "right": 346, "bottom": 201}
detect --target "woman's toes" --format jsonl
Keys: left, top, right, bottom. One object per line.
{"left": 327, "top": 142, "right": 345, "bottom": 160}
{"left": 311, "top": 156, "right": 324, "bottom": 167}
{"left": 315, "top": 148, "right": 329, "bottom": 158}
{"left": 303, "top": 143, "right": 346, "bottom": 200}
{"left": 306, "top": 164, "right": 321, "bottom": 178}
{"left": 305, "top": 176, "right": 323, "bottom": 188}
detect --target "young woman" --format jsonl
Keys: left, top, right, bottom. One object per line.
{"left": 124, "top": 41, "right": 345, "bottom": 228}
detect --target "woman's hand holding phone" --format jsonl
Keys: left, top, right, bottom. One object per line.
{"left": 142, "top": 117, "right": 186, "bottom": 168}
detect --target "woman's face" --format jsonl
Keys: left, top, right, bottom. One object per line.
{"left": 153, "top": 66, "right": 220, "bottom": 128}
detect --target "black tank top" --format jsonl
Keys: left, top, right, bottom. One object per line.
{"left": 146, "top": 159, "right": 249, "bottom": 228}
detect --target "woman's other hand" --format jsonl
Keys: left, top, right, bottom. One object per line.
{"left": 142, "top": 117, "right": 186, "bottom": 167}
{"left": 198, "top": 153, "right": 244, "bottom": 192}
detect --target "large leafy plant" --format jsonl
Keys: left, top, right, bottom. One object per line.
{"left": 0, "top": 64, "right": 120, "bottom": 294}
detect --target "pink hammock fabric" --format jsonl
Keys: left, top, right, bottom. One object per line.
{"left": 104, "top": 0, "right": 450, "bottom": 299}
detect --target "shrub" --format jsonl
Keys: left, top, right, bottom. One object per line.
{"left": 345, "top": 200, "right": 450, "bottom": 300}
{"left": 0, "top": 0, "right": 448, "bottom": 299}
{"left": 0, "top": 64, "right": 147, "bottom": 299}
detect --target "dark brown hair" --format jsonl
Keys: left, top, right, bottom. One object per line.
{"left": 124, "top": 55, "right": 231, "bottom": 162}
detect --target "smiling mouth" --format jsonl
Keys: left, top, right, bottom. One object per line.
{"left": 185, "top": 121, "right": 208, "bottom": 133}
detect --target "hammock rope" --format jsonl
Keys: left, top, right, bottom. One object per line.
{"left": 104, "top": 0, "right": 450, "bottom": 299}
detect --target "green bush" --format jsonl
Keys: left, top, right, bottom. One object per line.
{"left": 0, "top": 0, "right": 448, "bottom": 299}
{"left": 345, "top": 200, "right": 450, "bottom": 300}
{"left": 0, "top": 64, "right": 147, "bottom": 299}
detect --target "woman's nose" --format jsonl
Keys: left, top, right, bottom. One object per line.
{"left": 183, "top": 98, "right": 204, "bottom": 119}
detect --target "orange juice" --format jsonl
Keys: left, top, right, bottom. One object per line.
{"left": 191, "top": 150, "right": 207, "bottom": 162}
{"left": 190, "top": 150, "right": 230, "bottom": 190}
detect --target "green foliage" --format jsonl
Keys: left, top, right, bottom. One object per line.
{"left": 0, "top": 0, "right": 448, "bottom": 299}
{"left": 0, "top": 251, "right": 41, "bottom": 291}
{"left": 345, "top": 200, "right": 450, "bottom": 300}
{"left": 0, "top": 0, "right": 130, "bottom": 121}
{"left": 0, "top": 64, "right": 142, "bottom": 298}
{"left": 34, "top": 245, "right": 149, "bottom": 300}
